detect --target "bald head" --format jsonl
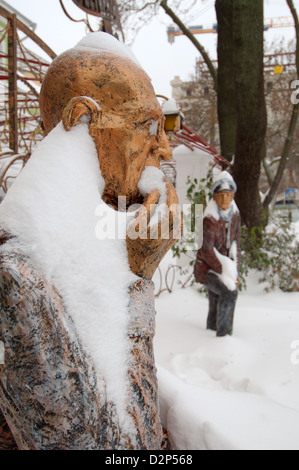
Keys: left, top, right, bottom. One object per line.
{"left": 40, "top": 43, "right": 158, "bottom": 134}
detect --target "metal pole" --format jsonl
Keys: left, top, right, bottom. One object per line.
{"left": 7, "top": 14, "right": 18, "bottom": 153}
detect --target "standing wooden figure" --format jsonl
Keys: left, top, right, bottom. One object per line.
{"left": 194, "top": 171, "right": 241, "bottom": 337}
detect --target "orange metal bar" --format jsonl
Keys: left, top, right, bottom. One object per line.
{"left": 7, "top": 14, "right": 18, "bottom": 153}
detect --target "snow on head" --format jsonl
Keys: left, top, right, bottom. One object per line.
{"left": 211, "top": 170, "right": 237, "bottom": 195}
{"left": 74, "top": 31, "right": 140, "bottom": 66}
{"left": 0, "top": 121, "right": 137, "bottom": 435}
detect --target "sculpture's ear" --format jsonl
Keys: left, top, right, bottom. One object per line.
{"left": 62, "top": 96, "right": 101, "bottom": 131}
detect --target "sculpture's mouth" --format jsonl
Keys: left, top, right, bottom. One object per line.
{"left": 102, "top": 191, "right": 144, "bottom": 212}
{"left": 101, "top": 163, "right": 165, "bottom": 212}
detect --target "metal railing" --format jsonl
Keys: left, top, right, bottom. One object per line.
{"left": 0, "top": 5, "right": 56, "bottom": 195}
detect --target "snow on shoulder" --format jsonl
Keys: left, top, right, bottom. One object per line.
{"left": 0, "top": 120, "right": 137, "bottom": 435}
{"left": 204, "top": 198, "right": 239, "bottom": 221}
{"left": 74, "top": 31, "right": 141, "bottom": 66}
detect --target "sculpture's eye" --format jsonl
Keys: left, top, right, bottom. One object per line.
{"left": 149, "top": 117, "right": 164, "bottom": 138}
{"left": 149, "top": 119, "right": 159, "bottom": 136}
{"left": 136, "top": 118, "right": 163, "bottom": 138}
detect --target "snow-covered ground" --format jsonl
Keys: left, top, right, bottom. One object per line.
{"left": 153, "top": 253, "right": 299, "bottom": 450}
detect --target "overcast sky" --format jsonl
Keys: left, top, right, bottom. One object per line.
{"left": 4, "top": 0, "right": 299, "bottom": 98}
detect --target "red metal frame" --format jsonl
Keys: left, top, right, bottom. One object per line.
{"left": 175, "top": 124, "right": 231, "bottom": 168}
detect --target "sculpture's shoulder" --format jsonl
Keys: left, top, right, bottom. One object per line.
{"left": 0, "top": 230, "right": 63, "bottom": 313}
{"left": 0, "top": 234, "right": 30, "bottom": 288}
{"left": 0, "top": 232, "right": 37, "bottom": 290}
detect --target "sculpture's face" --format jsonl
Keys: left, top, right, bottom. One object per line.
{"left": 88, "top": 77, "right": 172, "bottom": 208}
{"left": 40, "top": 43, "right": 180, "bottom": 279}
{"left": 213, "top": 191, "right": 235, "bottom": 211}
{"left": 40, "top": 50, "right": 172, "bottom": 208}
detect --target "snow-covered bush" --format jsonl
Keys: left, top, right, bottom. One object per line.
{"left": 239, "top": 224, "right": 268, "bottom": 291}
{"left": 260, "top": 215, "right": 299, "bottom": 292}
{"left": 241, "top": 214, "right": 299, "bottom": 292}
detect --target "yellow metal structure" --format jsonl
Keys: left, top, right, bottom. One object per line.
{"left": 167, "top": 17, "right": 294, "bottom": 43}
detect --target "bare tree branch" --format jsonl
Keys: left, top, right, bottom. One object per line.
{"left": 263, "top": 0, "right": 299, "bottom": 208}
{"left": 263, "top": 158, "right": 275, "bottom": 186}
{"left": 287, "top": 0, "right": 299, "bottom": 71}
{"left": 137, "top": 2, "right": 160, "bottom": 13}
{"left": 117, "top": 0, "right": 161, "bottom": 44}
{"left": 160, "top": 0, "right": 218, "bottom": 89}
{"left": 118, "top": 0, "right": 201, "bottom": 45}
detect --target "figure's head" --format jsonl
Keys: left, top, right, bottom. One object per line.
{"left": 39, "top": 33, "right": 172, "bottom": 207}
{"left": 212, "top": 171, "right": 237, "bottom": 211}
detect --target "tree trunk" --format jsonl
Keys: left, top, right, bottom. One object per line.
{"left": 215, "top": 0, "right": 237, "bottom": 163}
{"left": 232, "top": 0, "right": 267, "bottom": 228}
{"left": 263, "top": 0, "right": 299, "bottom": 209}
{"left": 160, "top": 0, "right": 267, "bottom": 228}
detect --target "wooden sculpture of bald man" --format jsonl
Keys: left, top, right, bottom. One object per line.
{"left": 0, "top": 33, "right": 180, "bottom": 450}
{"left": 40, "top": 34, "right": 179, "bottom": 279}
